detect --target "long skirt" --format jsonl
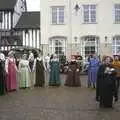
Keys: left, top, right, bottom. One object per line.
{"left": 0, "top": 61, "right": 6, "bottom": 95}
{"left": 99, "top": 86, "right": 113, "bottom": 108}
{"left": 65, "top": 71, "right": 81, "bottom": 87}
{"left": 7, "top": 62, "right": 17, "bottom": 91}
{"left": 19, "top": 67, "right": 31, "bottom": 88}
{"left": 35, "top": 60, "right": 45, "bottom": 87}
{"left": 88, "top": 68, "right": 97, "bottom": 85}
{"left": 49, "top": 69, "right": 61, "bottom": 86}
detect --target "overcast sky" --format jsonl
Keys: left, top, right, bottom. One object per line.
{"left": 26, "top": 0, "right": 40, "bottom": 11}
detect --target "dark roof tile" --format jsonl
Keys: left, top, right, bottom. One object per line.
{"left": 15, "top": 12, "right": 40, "bottom": 29}
{"left": 0, "top": 0, "right": 17, "bottom": 10}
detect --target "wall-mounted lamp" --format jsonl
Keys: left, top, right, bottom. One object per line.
{"left": 74, "top": 36, "right": 78, "bottom": 42}
{"left": 74, "top": 3, "right": 80, "bottom": 14}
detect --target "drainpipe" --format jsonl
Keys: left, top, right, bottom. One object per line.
{"left": 0, "top": 11, "right": 2, "bottom": 50}
{"left": 69, "top": 0, "right": 72, "bottom": 59}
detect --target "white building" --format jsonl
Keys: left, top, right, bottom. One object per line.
{"left": 41, "top": 0, "right": 120, "bottom": 60}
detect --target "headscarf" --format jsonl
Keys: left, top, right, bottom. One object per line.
{"left": 8, "top": 51, "right": 14, "bottom": 56}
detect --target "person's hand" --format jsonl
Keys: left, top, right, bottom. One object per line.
{"left": 76, "top": 69, "right": 79, "bottom": 72}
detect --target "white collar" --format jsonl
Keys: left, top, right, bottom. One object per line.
{"left": 37, "top": 57, "right": 42, "bottom": 61}
{"left": 51, "top": 58, "right": 58, "bottom": 61}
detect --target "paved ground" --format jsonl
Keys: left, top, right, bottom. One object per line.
{"left": 0, "top": 75, "right": 120, "bottom": 120}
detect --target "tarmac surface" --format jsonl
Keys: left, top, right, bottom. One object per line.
{"left": 0, "top": 75, "right": 120, "bottom": 120}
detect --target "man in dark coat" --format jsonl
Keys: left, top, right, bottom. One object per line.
{"left": 96, "top": 56, "right": 118, "bottom": 108}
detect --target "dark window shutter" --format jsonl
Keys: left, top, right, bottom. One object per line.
{"left": 0, "top": 12, "right": 2, "bottom": 22}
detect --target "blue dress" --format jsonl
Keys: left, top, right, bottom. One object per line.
{"left": 49, "top": 59, "right": 61, "bottom": 86}
{"left": 88, "top": 57, "right": 99, "bottom": 87}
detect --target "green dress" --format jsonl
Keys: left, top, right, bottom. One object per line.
{"left": 19, "top": 60, "right": 31, "bottom": 88}
{"left": 49, "top": 59, "right": 61, "bottom": 86}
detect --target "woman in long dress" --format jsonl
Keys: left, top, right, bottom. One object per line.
{"left": 88, "top": 54, "right": 99, "bottom": 88}
{"left": 5, "top": 51, "right": 18, "bottom": 92}
{"left": 65, "top": 56, "right": 81, "bottom": 87}
{"left": 49, "top": 54, "right": 61, "bottom": 86}
{"left": 18, "top": 54, "right": 31, "bottom": 88}
{"left": 96, "top": 56, "right": 118, "bottom": 108}
{"left": 33, "top": 52, "right": 46, "bottom": 87}
{"left": 0, "top": 52, "right": 6, "bottom": 95}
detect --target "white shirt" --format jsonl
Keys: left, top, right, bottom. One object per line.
{"left": 28, "top": 53, "right": 34, "bottom": 61}
{"left": 45, "top": 56, "right": 50, "bottom": 63}
{"left": 0, "top": 52, "right": 5, "bottom": 61}
{"left": 45, "top": 56, "right": 50, "bottom": 70}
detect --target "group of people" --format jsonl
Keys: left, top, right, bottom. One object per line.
{"left": 87, "top": 54, "right": 120, "bottom": 108}
{"left": 0, "top": 51, "right": 81, "bottom": 96}
{"left": 0, "top": 50, "right": 120, "bottom": 109}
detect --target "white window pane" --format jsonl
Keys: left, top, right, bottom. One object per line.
{"left": 116, "top": 40, "right": 120, "bottom": 44}
{"left": 51, "top": 6, "right": 64, "bottom": 25}
{"left": 58, "top": 7, "right": 64, "bottom": 24}
{"left": 90, "top": 5, "right": 96, "bottom": 9}
{"left": 52, "top": 7, "right": 57, "bottom": 24}
{"left": 112, "top": 37, "right": 120, "bottom": 54}
{"left": 49, "top": 39, "right": 66, "bottom": 57}
{"left": 115, "top": 4, "right": 120, "bottom": 23}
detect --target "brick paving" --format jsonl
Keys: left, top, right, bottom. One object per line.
{"left": 0, "top": 75, "right": 120, "bottom": 120}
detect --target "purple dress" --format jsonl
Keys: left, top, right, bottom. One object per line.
{"left": 88, "top": 57, "right": 99, "bottom": 86}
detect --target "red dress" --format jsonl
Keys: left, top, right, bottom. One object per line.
{"left": 7, "top": 58, "right": 17, "bottom": 91}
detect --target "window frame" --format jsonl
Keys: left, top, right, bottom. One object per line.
{"left": 114, "top": 4, "right": 120, "bottom": 24}
{"left": 83, "top": 4, "right": 97, "bottom": 24}
{"left": 112, "top": 36, "right": 120, "bottom": 54}
{"left": 51, "top": 6, "right": 65, "bottom": 25}
{"left": 49, "top": 38, "right": 67, "bottom": 57}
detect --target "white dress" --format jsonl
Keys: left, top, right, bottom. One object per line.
{"left": 19, "top": 59, "right": 31, "bottom": 88}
